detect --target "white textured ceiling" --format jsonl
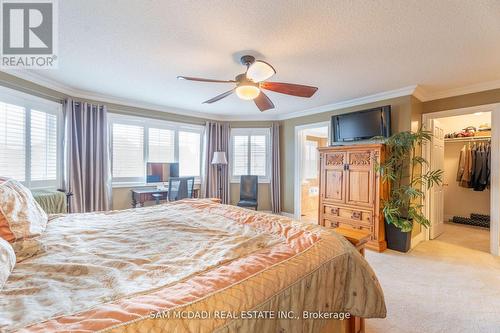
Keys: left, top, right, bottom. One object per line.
{"left": 13, "top": 0, "right": 500, "bottom": 119}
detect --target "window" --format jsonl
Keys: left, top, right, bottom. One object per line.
{"left": 303, "top": 140, "right": 318, "bottom": 180}
{"left": 109, "top": 114, "right": 203, "bottom": 185}
{"left": 112, "top": 123, "right": 145, "bottom": 182}
{"left": 0, "top": 102, "right": 25, "bottom": 181}
{"left": 148, "top": 128, "right": 174, "bottom": 163}
{"left": 230, "top": 128, "right": 271, "bottom": 183}
{"left": 179, "top": 131, "right": 201, "bottom": 177}
{"left": 0, "top": 88, "right": 62, "bottom": 188}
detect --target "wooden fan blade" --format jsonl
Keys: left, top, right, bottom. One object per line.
{"left": 177, "top": 76, "right": 235, "bottom": 83}
{"left": 203, "top": 89, "right": 235, "bottom": 104}
{"left": 260, "top": 82, "right": 318, "bottom": 97}
{"left": 254, "top": 91, "right": 275, "bottom": 112}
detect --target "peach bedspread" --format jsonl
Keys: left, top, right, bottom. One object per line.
{"left": 0, "top": 200, "right": 385, "bottom": 332}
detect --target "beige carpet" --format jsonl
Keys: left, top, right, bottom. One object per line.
{"left": 364, "top": 223, "right": 500, "bottom": 333}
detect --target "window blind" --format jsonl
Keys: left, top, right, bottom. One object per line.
{"left": 179, "top": 131, "right": 201, "bottom": 177}
{"left": 30, "top": 110, "right": 57, "bottom": 181}
{"left": 230, "top": 128, "right": 270, "bottom": 183}
{"left": 148, "top": 128, "right": 174, "bottom": 163}
{"left": 109, "top": 114, "right": 204, "bottom": 184}
{"left": 250, "top": 135, "right": 266, "bottom": 176}
{"left": 232, "top": 135, "right": 249, "bottom": 176}
{"left": 0, "top": 102, "right": 26, "bottom": 181}
{"left": 112, "top": 123, "right": 144, "bottom": 179}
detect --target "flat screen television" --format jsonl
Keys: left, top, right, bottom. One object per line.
{"left": 331, "top": 105, "right": 391, "bottom": 143}
{"left": 146, "top": 162, "right": 179, "bottom": 183}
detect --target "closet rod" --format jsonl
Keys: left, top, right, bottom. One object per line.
{"left": 444, "top": 136, "right": 491, "bottom": 143}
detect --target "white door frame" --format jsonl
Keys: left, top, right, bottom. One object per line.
{"left": 422, "top": 103, "right": 500, "bottom": 256}
{"left": 294, "top": 121, "right": 330, "bottom": 220}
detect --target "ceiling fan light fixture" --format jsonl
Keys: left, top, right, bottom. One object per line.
{"left": 246, "top": 60, "right": 276, "bottom": 82}
{"left": 236, "top": 85, "right": 260, "bottom": 100}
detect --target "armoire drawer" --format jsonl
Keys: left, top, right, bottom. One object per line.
{"left": 323, "top": 218, "right": 373, "bottom": 235}
{"left": 323, "top": 205, "right": 372, "bottom": 226}
{"left": 323, "top": 218, "right": 339, "bottom": 229}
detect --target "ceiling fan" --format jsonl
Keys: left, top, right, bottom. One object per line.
{"left": 177, "top": 55, "right": 318, "bottom": 112}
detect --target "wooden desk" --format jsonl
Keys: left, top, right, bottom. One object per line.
{"left": 130, "top": 187, "right": 200, "bottom": 208}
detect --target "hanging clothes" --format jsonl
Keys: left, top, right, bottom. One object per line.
{"left": 456, "top": 141, "right": 491, "bottom": 191}
{"left": 487, "top": 142, "right": 491, "bottom": 188}
{"left": 456, "top": 145, "right": 467, "bottom": 184}
{"left": 457, "top": 144, "right": 473, "bottom": 188}
{"left": 471, "top": 142, "right": 490, "bottom": 191}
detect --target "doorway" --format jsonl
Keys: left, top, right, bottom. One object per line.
{"left": 294, "top": 122, "right": 329, "bottom": 223}
{"left": 423, "top": 104, "right": 500, "bottom": 255}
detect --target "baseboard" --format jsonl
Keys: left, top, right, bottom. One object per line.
{"left": 411, "top": 230, "right": 425, "bottom": 249}
{"left": 444, "top": 214, "right": 454, "bottom": 222}
{"left": 281, "top": 212, "right": 295, "bottom": 219}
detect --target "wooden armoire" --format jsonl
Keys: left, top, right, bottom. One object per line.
{"left": 318, "top": 144, "right": 387, "bottom": 252}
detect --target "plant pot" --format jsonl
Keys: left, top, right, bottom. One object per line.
{"left": 385, "top": 220, "right": 412, "bottom": 252}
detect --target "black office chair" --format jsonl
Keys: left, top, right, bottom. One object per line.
{"left": 237, "top": 175, "right": 258, "bottom": 210}
{"left": 168, "top": 177, "right": 195, "bottom": 201}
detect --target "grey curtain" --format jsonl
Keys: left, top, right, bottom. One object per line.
{"left": 64, "top": 99, "right": 112, "bottom": 213}
{"left": 203, "top": 121, "right": 230, "bottom": 204}
{"left": 271, "top": 122, "right": 281, "bottom": 213}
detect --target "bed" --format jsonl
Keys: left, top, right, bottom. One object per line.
{"left": 0, "top": 199, "right": 386, "bottom": 333}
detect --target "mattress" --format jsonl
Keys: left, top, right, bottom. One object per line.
{"left": 0, "top": 199, "right": 386, "bottom": 332}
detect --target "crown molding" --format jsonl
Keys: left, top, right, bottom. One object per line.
{"left": 276, "top": 85, "right": 418, "bottom": 120}
{"left": 3, "top": 69, "right": 500, "bottom": 121}
{"left": 2, "top": 69, "right": 419, "bottom": 121}
{"left": 1, "top": 69, "right": 227, "bottom": 121}
{"left": 412, "top": 85, "right": 428, "bottom": 102}
{"left": 414, "top": 79, "right": 500, "bottom": 102}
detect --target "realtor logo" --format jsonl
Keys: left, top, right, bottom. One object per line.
{"left": 1, "top": 0, "right": 58, "bottom": 68}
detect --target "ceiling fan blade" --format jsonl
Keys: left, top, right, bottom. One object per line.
{"left": 177, "top": 76, "right": 235, "bottom": 83}
{"left": 254, "top": 91, "right": 275, "bottom": 112}
{"left": 260, "top": 82, "right": 318, "bottom": 98}
{"left": 202, "top": 89, "right": 235, "bottom": 104}
{"left": 246, "top": 60, "right": 276, "bottom": 82}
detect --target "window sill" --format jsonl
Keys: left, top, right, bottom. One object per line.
{"left": 112, "top": 181, "right": 201, "bottom": 189}
{"left": 230, "top": 180, "right": 271, "bottom": 184}
{"left": 112, "top": 182, "right": 151, "bottom": 189}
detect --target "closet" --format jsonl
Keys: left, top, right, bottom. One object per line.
{"left": 447, "top": 137, "right": 491, "bottom": 227}
{"left": 441, "top": 112, "right": 491, "bottom": 230}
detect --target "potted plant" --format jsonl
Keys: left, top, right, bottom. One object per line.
{"left": 375, "top": 128, "right": 443, "bottom": 252}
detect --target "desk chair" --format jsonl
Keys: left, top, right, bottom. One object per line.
{"left": 168, "top": 177, "right": 195, "bottom": 201}
{"left": 237, "top": 175, "right": 258, "bottom": 210}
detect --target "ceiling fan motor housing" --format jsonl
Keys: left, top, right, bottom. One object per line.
{"left": 240, "top": 55, "right": 256, "bottom": 67}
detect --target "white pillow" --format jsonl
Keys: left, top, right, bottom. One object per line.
{"left": 0, "top": 178, "right": 48, "bottom": 243}
{"left": 0, "top": 237, "right": 15, "bottom": 290}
